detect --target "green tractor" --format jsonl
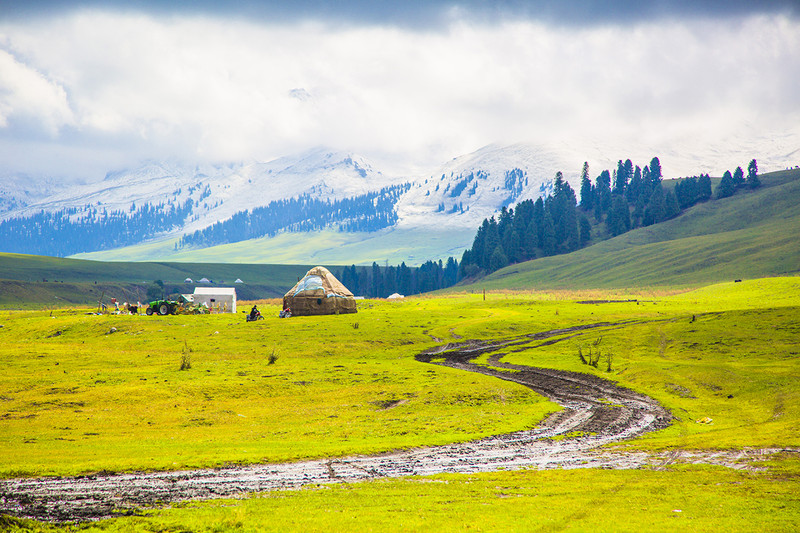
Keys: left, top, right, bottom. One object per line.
{"left": 145, "top": 299, "right": 179, "bottom": 316}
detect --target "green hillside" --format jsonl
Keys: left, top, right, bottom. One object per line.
{"left": 466, "top": 168, "right": 800, "bottom": 290}
{"left": 72, "top": 227, "right": 474, "bottom": 267}
{"left": 0, "top": 255, "right": 319, "bottom": 307}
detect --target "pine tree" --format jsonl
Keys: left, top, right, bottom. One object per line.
{"left": 649, "top": 157, "right": 662, "bottom": 185}
{"left": 613, "top": 159, "right": 631, "bottom": 195}
{"left": 579, "top": 162, "right": 593, "bottom": 211}
{"left": 539, "top": 208, "right": 556, "bottom": 256}
{"left": 664, "top": 190, "right": 680, "bottom": 220}
{"left": 747, "top": 159, "right": 760, "bottom": 189}
{"left": 644, "top": 185, "right": 665, "bottom": 226}
{"left": 699, "top": 174, "right": 712, "bottom": 201}
{"left": 372, "top": 262, "right": 383, "bottom": 298}
{"left": 716, "top": 170, "right": 736, "bottom": 199}
{"left": 523, "top": 219, "right": 538, "bottom": 259}
{"left": 489, "top": 245, "right": 509, "bottom": 273}
{"left": 627, "top": 165, "right": 642, "bottom": 203}
{"left": 607, "top": 195, "right": 630, "bottom": 236}
{"left": 733, "top": 166, "right": 745, "bottom": 189}
{"left": 579, "top": 214, "right": 592, "bottom": 246}
{"left": 444, "top": 257, "right": 459, "bottom": 287}
{"left": 482, "top": 217, "right": 500, "bottom": 270}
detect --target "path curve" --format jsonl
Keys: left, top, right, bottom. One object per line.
{"left": 0, "top": 323, "right": 688, "bottom": 523}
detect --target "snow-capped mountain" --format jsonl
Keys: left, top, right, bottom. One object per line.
{"left": 0, "top": 174, "right": 76, "bottom": 213}
{"left": 396, "top": 143, "right": 589, "bottom": 230}
{"left": 1, "top": 148, "right": 397, "bottom": 234}
{"left": 1, "top": 135, "right": 797, "bottom": 262}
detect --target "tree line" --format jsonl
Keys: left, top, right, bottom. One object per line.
{"left": 0, "top": 199, "right": 194, "bottom": 257}
{"left": 178, "top": 184, "right": 410, "bottom": 249}
{"left": 337, "top": 257, "right": 460, "bottom": 298}
{"left": 458, "top": 157, "right": 760, "bottom": 278}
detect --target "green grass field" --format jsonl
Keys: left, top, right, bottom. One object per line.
{"left": 1, "top": 277, "right": 798, "bottom": 531}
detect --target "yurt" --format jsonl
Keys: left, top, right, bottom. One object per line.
{"left": 283, "top": 266, "right": 357, "bottom": 316}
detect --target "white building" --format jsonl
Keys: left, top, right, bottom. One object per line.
{"left": 193, "top": 287, "right": 237, "bottom": 313}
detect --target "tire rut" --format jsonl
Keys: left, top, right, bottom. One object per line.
{"left": 0, "top": 322, "right": 702, "bottom": 523}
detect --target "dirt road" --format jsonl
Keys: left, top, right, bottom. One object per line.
{"left": 0, "top": 323, "right": 783, "bottom": 522}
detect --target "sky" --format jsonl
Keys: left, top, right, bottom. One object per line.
{"left": 1, "top": 0, "right": 799, "bottom": 181}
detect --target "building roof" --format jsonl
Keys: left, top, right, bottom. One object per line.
{"left": 193, "top": 287, "right": 237, "bottom": 296}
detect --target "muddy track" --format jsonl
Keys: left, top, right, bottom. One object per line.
{"left": 0, "top": 322, "right": 747, "bottom": 523}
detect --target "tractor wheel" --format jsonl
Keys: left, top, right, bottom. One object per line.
{"left": 146, "top": 307, "right": 153, "bottom": 316}
{"left": 158, "top": 303, "right": 170, "bottom": 315}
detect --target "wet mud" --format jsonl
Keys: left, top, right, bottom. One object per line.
{"left": 0, "top": 322, "right": 786, "bottom": 523}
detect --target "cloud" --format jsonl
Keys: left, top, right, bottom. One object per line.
{"left": 3, "top": 1, "right": 797, "bottom": 27}
{"left": 0, "top": 8, "right": 798, "bottom": 178}
{"left": 0, "top": 49, "right": 74, "bottom": 134}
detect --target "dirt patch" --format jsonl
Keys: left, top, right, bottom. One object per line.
{"left": 0, "top": 321, "right": 783, "bottom": 524}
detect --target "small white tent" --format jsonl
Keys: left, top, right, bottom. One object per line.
{"left": 193, "top": 287, "right": 237, "bottom": 313}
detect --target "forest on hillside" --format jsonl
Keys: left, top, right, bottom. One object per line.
{"left": 178, "top": 184, "right": 410, "bottom": 249}
{"left": 457, "top": 157, "right": 760, "bottom": 279}
{"left": 0, "top": 184, "right": 411, "bottom": 257}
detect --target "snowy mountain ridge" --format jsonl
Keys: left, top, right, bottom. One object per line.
{"left": 1, "top": 135, "right": 798, "bottom": 260}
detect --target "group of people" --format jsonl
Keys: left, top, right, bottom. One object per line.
{"left": 107, "top": 298, "right": 140, "bottom": 314}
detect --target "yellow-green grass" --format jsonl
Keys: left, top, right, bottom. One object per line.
{"left": 0, "top": 299, "right": 557, "bottom": 478}
{"left": 2, "top": 277, "right": 800, "bottom": 531}
{"left": 1, "top": 277, "right": 798, "bottom": 480}
{"left": 4, "top": 457, "right": 799, "bottom": 532}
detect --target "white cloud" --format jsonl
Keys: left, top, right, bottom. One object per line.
{"left": 0, "top": 48, "right": 74, "bottom": 134}
{"left": 0, "top": 10, "right": 798, "bottom": 179}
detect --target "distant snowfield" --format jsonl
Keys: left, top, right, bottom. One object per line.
{"left": 4, "top": 134, "right": 800, "bottom": 265}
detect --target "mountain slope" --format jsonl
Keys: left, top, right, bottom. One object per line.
{"left": 464, "top": 169, "right": 800, "bottom": 290}
{"left": 2, "top": 140, "right": 797, "bottom": 265}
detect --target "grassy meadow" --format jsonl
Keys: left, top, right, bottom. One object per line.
{"left": 1, "top": 276, "right": 799, "bottom": 531}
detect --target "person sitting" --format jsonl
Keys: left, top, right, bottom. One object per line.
{"left": 249, "top": 305, "right": 259, "bottom": 320}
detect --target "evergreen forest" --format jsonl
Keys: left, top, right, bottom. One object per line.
{"left": 457, "top": 157, "right": 760, "bottom": 278}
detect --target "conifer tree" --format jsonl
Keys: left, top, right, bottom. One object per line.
{"left": 579, "top": 162, "right": 593, "bottom": 211}
{"left": 482, "top": 217, "right": 500, "bottom": 270}
{"left": 489, "top": 245, "right": 509, "bottom": 272}
{"left": 539, "top": 207, "right": 556, "bottom": 256}
{"left": 747, "top": 159, "right": 760, "bottom": 189}
{"left": 579, "top": 214, "right": 592, "bottom": 246}
{"left": 699, "top": 174, "right": 712, "bottom": 200}
{"left": 627, "top": 165, "right": 642, "bottom": 203}
{"left": 607, "top": 195, "right": 631, "bottom": 236}
{"left": 733, "top": 166, "right": 745, "bottom": 189}
{"left": 372, "top": 262, "right": 383, "bottom": 297}
{"left": 649, "top": 157, "right": 662, "bottom": 185}
{"left": 716, "top": 170, "right": 736, "bottom": 199}
{"left": 614, "top": 159, "right": 631, "bottom": 195}
{"left": 523, "top": 219, "right": 538, "bottom": 259}
{"left": 644, "top": 185, "right": 665, "bottom": 226}
{"left": 664, "top": 190, "right": 680, "bottom": 220}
